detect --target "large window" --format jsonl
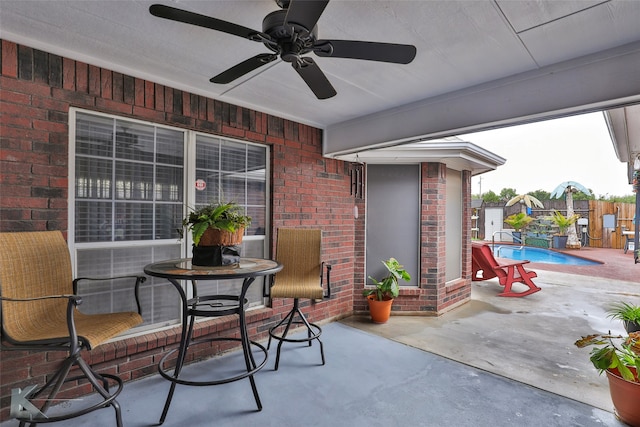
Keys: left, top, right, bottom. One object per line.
{"left": 69, "top": 109, "right": 269, "bottom": 334}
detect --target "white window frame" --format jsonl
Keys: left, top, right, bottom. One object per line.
{"left": 68, "top": 108, "right": 270, "bottom": 336}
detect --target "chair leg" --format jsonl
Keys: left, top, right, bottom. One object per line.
{"left": 295, "top": 305, "right": 325, "bottom": 365}
{"left": 497, "top": 266, "right": 541, "bottom": 297}
{"left": 268, "top": 299, "right": 324, "bottom": 370}
{"left": 274, "top": 303, "right": 297, "bottom": 371}
{"left": 76, "top": 358, "right": 124, "bottom": 427}
{"left": 15, "top": 351, "right": 124, "bottom": 427}
{"left": 21, "top": 353, "right": 77, "bottom": 424}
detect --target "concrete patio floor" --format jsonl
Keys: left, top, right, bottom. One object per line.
{"left": 1, "top": 248, "right": 637, "bottom": 426}
{"left": 343, "top": 270, "right": 636, "bottom": 413}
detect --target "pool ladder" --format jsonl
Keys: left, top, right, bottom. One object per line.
{"left": 491, "top": 231, "right": 524, "bottom": 257}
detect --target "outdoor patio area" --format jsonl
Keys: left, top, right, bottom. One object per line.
{"left": 1, "top": 248, "right": 636, "bottom": 427}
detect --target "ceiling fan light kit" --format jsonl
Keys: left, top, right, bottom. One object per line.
{"left": 150, "top": 0, "right": 416, "bottom": 99}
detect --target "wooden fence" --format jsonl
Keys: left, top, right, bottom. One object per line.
{"left": 587, "top": 200, "right": 636, "bottom": 249}
{"left": 476, "top": 200, "right": 636, "bottom": 249}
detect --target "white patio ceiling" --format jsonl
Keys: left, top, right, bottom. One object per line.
{"left": 1, "top": 0, "right": 640, "bottom": 159}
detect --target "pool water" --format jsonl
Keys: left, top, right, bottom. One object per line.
{"left": 492, "top": 245, "right": 601, "bottom": 266}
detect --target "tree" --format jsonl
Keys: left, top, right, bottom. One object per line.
{"left": 499, "top": 188, "right": 517, "bottom": 202}
{"left": 551, "top": 181, "right": 591, "bottom": 249}
{"left": 482, "top": 190, "right": 501, "bottom": 203}
{"left": 529, "top": 189, "right": 551, "bottom": 201}
{"left": 596, "top": 194, "right": 635, "bottom": 203}
{"left": 573, "top": 190, "right": 595, "bottom": 201}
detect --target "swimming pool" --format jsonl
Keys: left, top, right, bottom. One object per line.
{"left": 492, "top": 245, "right": 601, "bottom": 266}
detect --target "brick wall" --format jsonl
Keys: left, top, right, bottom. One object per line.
{"left": 351, "top": 164, "right": 473, "bottom": 316}
{"left": 0, "top": 39, "right": 355, "bottom": 421}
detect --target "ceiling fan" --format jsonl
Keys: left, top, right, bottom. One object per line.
{"left": 149, "top": 0, "right": 417, "bottom": 99}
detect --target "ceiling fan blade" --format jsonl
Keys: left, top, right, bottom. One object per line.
{"left": 284, "top": 0, "right": 330, "bottom": 30}
{"left": 149, "top": 4, "right": 267, "bottom": 41}
{"left": 293, "top": 58, "right": 336, "bottom": 99}
{"left": 211, "top": 54, "right": 278, "bottom": 84}
{"left": 314, "top": 40, "right": 417, "bottom": 64}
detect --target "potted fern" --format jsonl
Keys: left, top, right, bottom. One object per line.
{"left": 363, "top": 258, "right": 411, "bottom": 323}
{"left": 180, "top": 201, "right": 251, "bottom": 266}
{"left": 549, "top": 210, "right": 579, "bottom": 249}
{"left": 607, "top": 302, "right": 640, "bottom": 333}
{"left": 503, "top": 213, "right": 533, "bottom": 243}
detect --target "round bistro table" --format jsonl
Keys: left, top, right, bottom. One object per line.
{"left": 143, "top": 258, "right": 282, "bottom": 424}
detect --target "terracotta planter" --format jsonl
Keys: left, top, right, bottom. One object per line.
{"left": 199, "top": 227, "right": 244, "bottom": 246}
{"left": 366, "top": 295, "right": 394, "bottom": 324}
{"left": 606, "top": 367, "right": 640, "bottom": 427}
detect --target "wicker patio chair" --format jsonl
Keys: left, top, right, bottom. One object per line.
{"left": 0, "top": 231, "right": 145, "bottom": 427}
{"left": 267, "top": 228, "right": 331, "bottom": 370}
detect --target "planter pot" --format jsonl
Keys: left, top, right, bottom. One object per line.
{"left": 553, "top": 235, "right": 568, "bottom": 249}
{"left": 624, "top": 320, "right": 640, "bottom": 333}
{"left": 512, "top": 231, "right": 522, "bottom": 244}
{"left": 192, "top": 245, "right": 240, "bottom": 267}
{"left": 606, "top": 367, "right": 640, "bottom": 426}
{"left": 191, "top": 227, "right": 244, "bottom": 267}
{"left": 199, "top": 227, "right": 245, "bottom": 246}
{"left": 366, "top": 295, "right": 394, "bottom": 324}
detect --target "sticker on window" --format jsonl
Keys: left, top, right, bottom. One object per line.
{"left": 195, "top": 179, "right": 206, "bottom": 191}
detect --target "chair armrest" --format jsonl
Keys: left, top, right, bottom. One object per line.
{"left": 0, "top": 294, "right": 82, "bottom": 304}
{"left": 495, "top": 260, "right": 530, "bottom": 269}
{"left": 322, "top": 262, "right": 332, "bottom": 298}
{"left": 73, "top": 275, "right": 146, "bottom": 315}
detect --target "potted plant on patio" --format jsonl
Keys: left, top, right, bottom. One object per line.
{"left": 363, "top": 257, "right": 411, "bottom": 324}
{"left": 607, "top": 302, "right": 640, "bottom": 333}
{"left": 549, "top": 210, "right": 580, "bottom": 249}
{"left": 503, "top": 213, "right": 533, "bottom": 243}
{"left": 180, "top": 201, "right": 251, "bottom": 266}
{"left": 575, "top": 331, "right": 640, "bottom": 426}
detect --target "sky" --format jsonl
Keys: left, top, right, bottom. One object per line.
{"left": 459, "top": 112, "right": 633, "bottom": 198}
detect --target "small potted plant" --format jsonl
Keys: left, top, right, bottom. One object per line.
{"left": 180, "top": 201, "right": 251, "bottom": 266}
{"left": 548, "top": 210, "right": 579, "bottom": 249}
{"left": 363, "top": 258, "right": 411, "bottom": 324}
{"left": 607, "top": 302, "right": 640, "bottom": 333}
{"left": 503, "top": 213, "right": 533, "bottom": 243}
{"left": 575, "top": 331, "right": 640, "bottom": 426}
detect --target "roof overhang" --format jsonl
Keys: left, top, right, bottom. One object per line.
{"left": 605, "top": 104, "right": 640, "bottom": 183}
{"left": 333, "top": 138, "right": 506, "bottom": 176}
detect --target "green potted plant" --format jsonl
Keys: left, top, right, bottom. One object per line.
{"left": 503, "top": 213, "right": 533, "bottom": 243}
{"left": 548, "top": 210, "right": 579, "bottom": 249}
{"left": 180, "top": 201, "right": 251, "bottom": 266}
{"left": 607, "top": 302, "right": 640, "bottom": 333}
{"left": 575, "top": 331, "right": 640, "bottom": 426}
{"left": 363, "top": 258, "right": 411, "bottom": 324}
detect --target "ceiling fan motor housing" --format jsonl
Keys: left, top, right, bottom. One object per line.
{"left": 262, "top": 10, "right": 318, "bottom": 62}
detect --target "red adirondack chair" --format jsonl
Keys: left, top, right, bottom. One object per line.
{"left": 471, "top": 242, "right": 541, "bottom": 297}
